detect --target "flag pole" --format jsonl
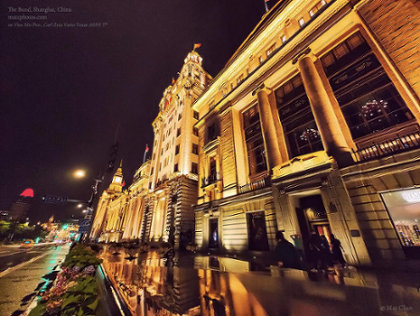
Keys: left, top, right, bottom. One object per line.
{"left": 143, "top": 144, "right": 149, "bottom": 164}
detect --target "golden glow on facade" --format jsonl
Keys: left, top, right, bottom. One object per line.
{"left": 91, "top": 0, "right": 420, "bottom": 266}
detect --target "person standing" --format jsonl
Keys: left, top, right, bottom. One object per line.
{"left": 307, "top": 232, "right": 321, "bottom": 270}
{"left": 275, "top": 231, "right": 300, "bottom": 269}
{"left": 330, "top": 234, "right": 346, "bottom": 266}
{"left": 319, "top": 235, "right": 333, "bottom": 269}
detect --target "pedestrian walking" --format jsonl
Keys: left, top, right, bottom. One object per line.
{"left": 275, "top": 231, "right": 300, "bottom": 269}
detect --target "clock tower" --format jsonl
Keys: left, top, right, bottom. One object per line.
{"left": 145, "top": 49, "right": 212, "bottom": 247}
{"left": 109, "top": 161, "right": 123, "bottom": 193}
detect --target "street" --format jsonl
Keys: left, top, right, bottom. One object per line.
{"left": 0, "top": 244, "right": 69, "bottom": 316}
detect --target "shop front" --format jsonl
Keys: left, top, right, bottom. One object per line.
{"left": 381, "top": 188, "right": 420, "bottom": 258}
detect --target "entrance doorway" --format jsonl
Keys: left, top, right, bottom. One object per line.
{"left": 209, "top": 218, "right": 219, "bottom": 249}
{"left": 296, "top": 195, "right": 332, "bottom": 255}
{"left": 247, "top": 211, "right": 269, "bottom": 251}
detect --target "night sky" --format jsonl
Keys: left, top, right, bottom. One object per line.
{"left": 1, "top": 0, "right": 275, "bottom": 222}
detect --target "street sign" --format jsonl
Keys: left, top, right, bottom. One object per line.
{"left": 78, "top": 219, "right": 91, "bottom": 233}
{"left": 42, "top": 195, "right": 68, "bottom": 204}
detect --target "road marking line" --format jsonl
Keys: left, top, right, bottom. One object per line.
{"left": 0, "top": 251, "right": 51, "bottom": 279}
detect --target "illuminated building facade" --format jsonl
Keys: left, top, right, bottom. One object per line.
{"left": 90, "top": 162, "right": 127, "bottom": 242}
{"left": 143, "top": 50, "right": 211, "bottom": 247}
{"left": 193, "top": 0, "right": 420, "bottom": 266}
{"left": 121, "top": 160, "right": 151, "bottom": 241}
{"left": 91, "top": 161, "right": 152, "bottom": 242}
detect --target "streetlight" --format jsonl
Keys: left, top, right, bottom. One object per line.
{"left": 77, "top": 203, "right": 83, "bottom": 208}
{"left": 73, "top": 169, "right": 86, "bottom": 179}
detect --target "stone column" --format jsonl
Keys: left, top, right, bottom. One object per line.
{"left": 298, "top": 55, "right": 353, "bottom": 166}
{"left": 253, "top": 85, "right": 283, "bottom": 170}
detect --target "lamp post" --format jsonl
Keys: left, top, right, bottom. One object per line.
{"left": 73, "top": 170, "right": 103, "bottom": 241}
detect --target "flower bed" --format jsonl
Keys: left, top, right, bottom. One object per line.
{"left": 29, "top": 244, "right": 102, "bottom": 316}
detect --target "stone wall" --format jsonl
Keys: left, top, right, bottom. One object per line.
{"left": 357, "top": 0, "right": 420, "bottom": 101}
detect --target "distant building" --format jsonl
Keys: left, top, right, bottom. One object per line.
{"left": 0, "top": 210, "right": 9, "bottom": 221}
{"left": 8, "top": 188, "right": 34, "bottom": 221}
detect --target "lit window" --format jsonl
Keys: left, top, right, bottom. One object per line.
{"left": 309, "top": 10, "right": 315, "bottom": 17}
{"left": 266, "top": 44, "right": 275, "bottom": 57}
{"left": 281, "top": 35, "right": 287, "bottom": 44}
{"left": 321, "top": 0, "right": 327, "bottom": 5}
{"left": 237, "top": 74, "right": 244, "bottom": 85}
{"left": 320, "top": 32, "right": 414, "bottom": 141}
{"left": 299, "top": 18, "right": 305, "bottom": 27}
{"left": 259, "top": 56, "right": 263, "bottom": 64}
{"left": 243, "top": 106, "right": 268, "bottom": 175}
{"left": 275, "top": 75, "right": 323, "bottom": 158}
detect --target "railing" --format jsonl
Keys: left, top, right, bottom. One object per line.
{"left": 352, "top": 131, "right": 420, "bottom": 162}
{"left": 238, "top": 176, "right": 270, "bottom": 194}
{"left": 201, "top": 173, "right": 220, "bottom": 188}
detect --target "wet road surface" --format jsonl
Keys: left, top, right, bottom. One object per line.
{"left": 0, "top": 244, "right": 69, "bottom": 316}
{"left": 0, "top": 244, "right": 58, "bottom": 273}
{"left": 100, "top": 247, "right": 420, "bottom": 316}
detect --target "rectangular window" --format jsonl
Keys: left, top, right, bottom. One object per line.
{"left": 206, "top": 122, "right": 219, "bottom": 143}
{"left": 243, "top": 106, "right": 267, "bottom": 175}
{"left": 193, "top": 111, "right": 199, "bottom": 120}
{"left": 178, "top": 113, "right": 182, "bottom": 121}
{"left": 209, "top": 157, "right": 217, "bottom": 184}
{"left": 174, "top": 164, "right": 178, "bottom": 172}
{"left": 191, "top": 162, "right": 198, "bottom": 174}
{"left": 192, "top": 144, "right": 199, "bottom": 155}
{"left": 275, "top": 75, "right": 323, "bottom": 157}
{"left": 177, "top": 128, "right": 181, "bottom": 137}
{"left": 175, "top": 145, "right": 179, "bottom": 155}
{"left": 321, "top": 32, "right": 414, "bottom": 141}
{"left": 193, "top": 127, "right": 199, "bottom": 136}
{"left": 259, "top": 56, "right": 264, "bottom": 64}
{"left": 247, "top": 212, "right": 269, "bottom": 251}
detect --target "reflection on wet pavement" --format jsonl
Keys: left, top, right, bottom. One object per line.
{"left": 101, "top": 247, "right": 420, "bottom": 316}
